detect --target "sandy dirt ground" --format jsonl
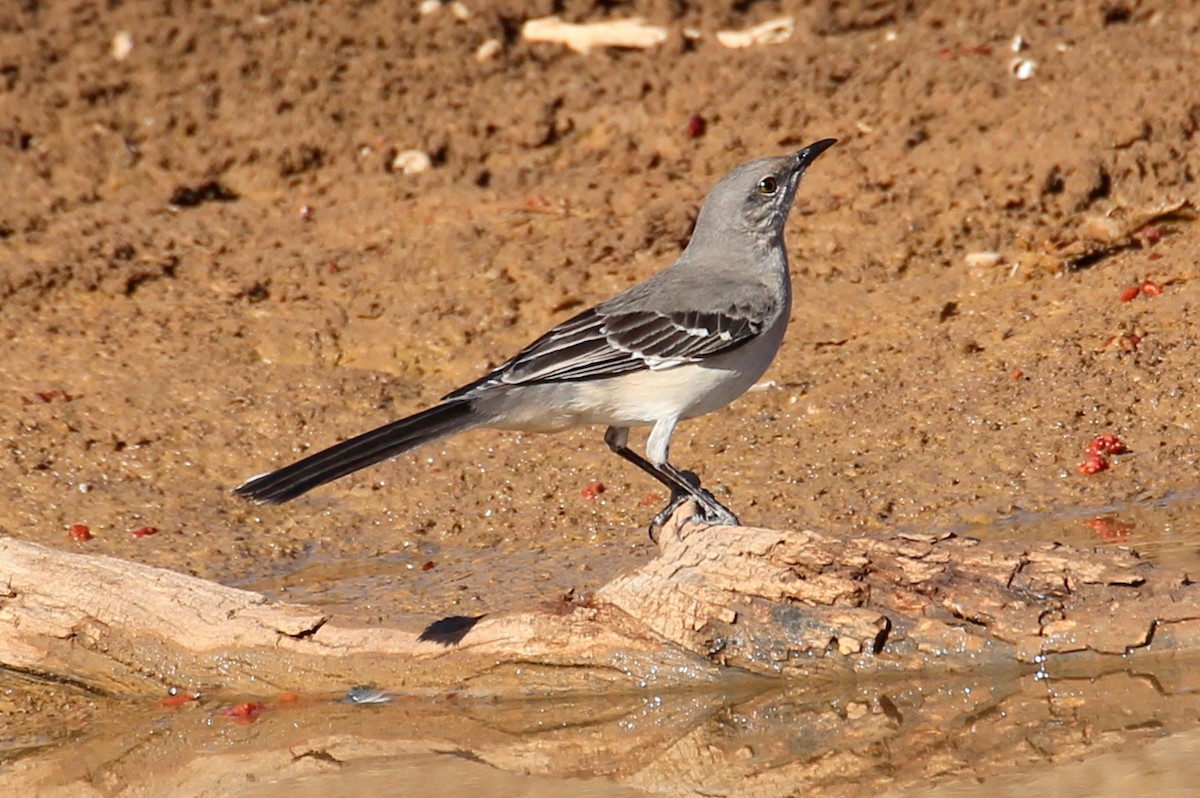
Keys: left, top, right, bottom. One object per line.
{"left": 1, "top": 0, "right": 1199, "bottom": 751}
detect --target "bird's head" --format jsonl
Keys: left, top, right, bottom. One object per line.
{"left": 690, "top": 138, "right": 836, "bottom": 245}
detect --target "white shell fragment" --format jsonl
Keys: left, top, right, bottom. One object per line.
{"left": 391, "top": 150, "right": 433, "bottom": 175}
{"left": 716, "top": 17, "right": 794, "bottom": 49}
{"left": 475, "top": 38, "right": 502, "bottom": 63}
{"left": 112, "top": 31, "right": 134, "bottom": 61}
{"left": 522, "top": 16, "right": 669, "bottom": 55}
{"left": 964, "top": 251, "right": 1003, "bottom": 269}
{"left": 418, "top": 0, "right": 441, "bottom": 15}
{"left": 1010, "top": 58, "right": 1037, "bottom": 80}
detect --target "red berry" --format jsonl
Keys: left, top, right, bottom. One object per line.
{"left": 1078, "top": 454, "right": 1109, "bottom": 475}
{"left": 1140, "top": 279, "right": 1163, "bottom": 296}
{"left": 219, "top": 701, "right": 266, "bottom": 723}
{"left": 1084, "top": 518, "right": 1133, "bottom": 541}
{"left": 1119, "top": 285, "right": 1141, "bottom": 302}
{"left": 580, "top": 481, "right": 606, "bottom": 500}
{"left": 685, "top": 114, "right": 707, "bottom": 139}
{"left": 130, "top": 526, "right": 159, "bottom": 538}
{"left": 1087, "top": 434, "right": 1127, "bottom": 457}
{"left": 68, "top": 523, "right": 92, "bottom": 542}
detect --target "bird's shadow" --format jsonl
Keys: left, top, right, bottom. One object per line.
{"left": 417, "top": 614, "right": 486, "bottom": 645}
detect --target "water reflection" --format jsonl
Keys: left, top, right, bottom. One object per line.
{"left": 960, "top": 490, "right": 1200, "bottom": 572}
{"left": 8, "top": 660, "right": 1200, "bottom": 797}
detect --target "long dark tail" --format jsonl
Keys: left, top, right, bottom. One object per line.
{"left": 234, "top": 400, "right": 479, "bottom": 504}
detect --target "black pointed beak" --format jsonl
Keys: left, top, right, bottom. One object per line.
{"left": 795, "top": 138, "right": 837, "bottom": 171}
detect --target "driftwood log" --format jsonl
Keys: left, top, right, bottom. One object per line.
{"left": 2, "top": 503, "right": 1200, "bottom": 698}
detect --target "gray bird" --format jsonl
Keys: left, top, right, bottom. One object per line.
{"left": 236, "top": 139, "right": 836, "bottom": 534}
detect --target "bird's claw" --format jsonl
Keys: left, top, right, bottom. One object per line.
{"left": 647, "top": 471, "right": 739, "bottom": 542}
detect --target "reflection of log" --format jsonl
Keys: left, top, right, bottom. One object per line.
{"left": 3, "top": 504, "right": 1200, "bottom": 697}
{"left": 7, "top": 666, "right": 1200, "bottom": 798}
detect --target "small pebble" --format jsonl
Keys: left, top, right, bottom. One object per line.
{"left": 343, "top": 685, "right": 391, "bottom": 704}
{"left": 1010, "top": 58, "right": 1037, "bottom": 80}
{"left": 475, "top": 39, "right": 502, "bottom": 63}
{"left": 112, "top": 31, "right": 133, "bottom": 61}
{"left": 391, "top": 149, "right": 432, "bottom": 175}
{"left": 964, "top": 251, "right": 1002, "bottom": 268}
{"left": 1081, "top": 215, "right": 1124, "bottom": 242}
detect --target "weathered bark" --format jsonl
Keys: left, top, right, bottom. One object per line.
{"left": 2, "top": 505, "right": 1199, "bottom": 697}
{"left": 598, "top": 513, "right": 1200, "bottom": 676}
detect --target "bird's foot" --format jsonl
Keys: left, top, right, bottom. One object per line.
{"left": 647, "top": 471, "right": 740, "bottom": 542}
{"left": 649, "top": 493, "right": 689, "bottom": 542}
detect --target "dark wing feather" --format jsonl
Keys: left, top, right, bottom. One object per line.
{"left": 614, "top": 309, "right": 761, "bottom": 361}
{"left": 444, "top": 300, "right": 768, "bottom": 400}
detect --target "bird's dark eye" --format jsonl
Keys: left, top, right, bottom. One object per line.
{"left": 757, "top": 175, "right": 779, "bottom": 195}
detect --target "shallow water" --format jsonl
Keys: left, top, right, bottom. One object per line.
{"left": 959, "top": 490, "right": 1200, "bottom": 572}
{"left": 10, "top": 660, "right": 1200, "bottom": 797}
{"left": 240, "top": 752, "right": 645, "bottom": 798}
{"left": 6, "top": 494, "right": 1200, "bottom": 797}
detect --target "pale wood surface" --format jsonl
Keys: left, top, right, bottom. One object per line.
{"left": 2, "top": 505, "right": 1198, "bottom": 698}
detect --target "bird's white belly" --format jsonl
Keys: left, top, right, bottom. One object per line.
{"left": 575, "top": 360, "right": 755, "bottom": 424}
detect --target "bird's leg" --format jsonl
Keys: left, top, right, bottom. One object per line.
{"left": 603, "top": 427, "right": 739, "bottom": 540}
{"left": 656, "top": 462, "right": 739, "bottom": 527}
{"left": 647, "top": 475, "right": 696, "bottom": 540}
{"left": 645, "top": 468, "right": 738, "bottom": 537}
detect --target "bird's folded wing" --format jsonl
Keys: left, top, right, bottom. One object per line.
{"left": 445, "top": 302, "right": 767, "bottom": 399}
